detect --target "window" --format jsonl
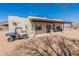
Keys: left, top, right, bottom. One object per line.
{"left": 35, "top": 25, "right": 42, "bottom": 30}
{"left": 13, "top": 22, "right": 17, "bottom": 26}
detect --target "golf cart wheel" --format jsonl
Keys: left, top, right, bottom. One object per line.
{"left": 22, "top": 34, "right": 28, "bottom": 39}
{"left": 8, "top": 37, "right": 14, "bottom": 42}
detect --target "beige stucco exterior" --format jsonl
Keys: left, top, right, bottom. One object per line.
{"left": 8, "top": 16, "right": 72, "bottom": 37}
{"left": 8, "top": 16, "right": 27, "bottom": 32}
{"left": 31, "top": 22, "right": 63, "bottom": 34}
{"left": 8, "top": 16, "right": 35, "bottom": 37}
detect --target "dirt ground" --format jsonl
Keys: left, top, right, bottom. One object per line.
{"left": 36, "top": 29, "right": 79, "bottom": 40}
{"left": 0, "top": 31, "right": 24, "bottom": 55}
{"left": 0, "top": 29, "right": 79, "bottom": 55}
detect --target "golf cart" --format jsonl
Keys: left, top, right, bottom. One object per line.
{"left": 6, "top": 27, "right": 28, "bottom": 42}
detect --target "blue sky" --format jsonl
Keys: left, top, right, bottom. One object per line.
{"left": 0, "top": 3, "right": 79, "bottom": 22}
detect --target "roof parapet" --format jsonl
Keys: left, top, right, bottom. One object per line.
{"left": 28, "top": 16, "right": 47, "bottom": 19}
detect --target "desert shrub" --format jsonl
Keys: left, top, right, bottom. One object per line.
{"left": 10, "top": 35, "right": 79, "bottom": 56}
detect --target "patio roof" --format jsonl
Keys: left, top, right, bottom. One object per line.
{"left": 30, "top": 18, "right": 72, "bottom": 24}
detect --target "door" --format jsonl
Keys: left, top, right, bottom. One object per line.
{"left": 46, "top": 25, "right": 51, "bottom": 33}
{"left": 56, "top": 26, "right": 62, "bottom": 32}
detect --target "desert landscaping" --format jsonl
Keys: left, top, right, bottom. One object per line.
{"left": 0, "top": 29, "right": 79, "bottom": 56}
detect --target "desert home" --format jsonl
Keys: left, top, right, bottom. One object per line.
{"left": 0, "top": 21, "right": 8, "bottom": 31}
{"left": 7, "top": 16, "right": 72, "bottom": 37}
{"left": 0, "top": 16, "right": 72, "bottom": 37}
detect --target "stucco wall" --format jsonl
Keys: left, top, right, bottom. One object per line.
{"left": 8, "top": 16, "right": 35, "bottom": 37}
{"left": 32, "top": 22, "right": 63, "bottom": 34}
{"left": 25, "top": 18, "right": 35, "bottom": 37}
{"left": 63, "top": 23, "right": 72, "bottom": 31}
{"left": 8, "top": 16, "right": 27, "bottom": 32}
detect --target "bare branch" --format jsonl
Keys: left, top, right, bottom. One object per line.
{"left": 38, "top": 36, "right": 60, "bottom": 56}
{"left": 32, "top": 39, "right": 45, "bottom": 56}
{"left": 61, "top": 39, "right": 72, "bottom": 56}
